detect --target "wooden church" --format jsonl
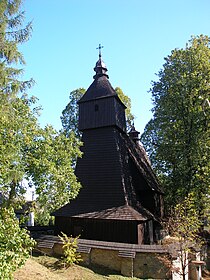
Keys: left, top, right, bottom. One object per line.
{"left": 52, "top": 48, "right": 164, "bottom": 244}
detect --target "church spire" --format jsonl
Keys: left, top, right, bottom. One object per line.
{"left": 93, "top": 44, "right": 109, "bottom": 79}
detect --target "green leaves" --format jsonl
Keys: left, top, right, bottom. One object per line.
{"left": 61, "top": 88, "right": 85, "bottom": 138}
{"left": 165, "top": 193, "right": 203, "bottom": 279}
{"left": 0, "top": 91, "right": 82, "bottom": 217}
{"left": 168, "top": 194, "right": 202, "bottom": 241}
{"left": 0, "top": 1, "right": 37, "bottom": 277}
{"left": 141, "top": 35, "right": 210, "bottom": 214}
{"left": 59, "top": 232, "right": 82, "bottom": 267}
{"left": 0, "top": 207, "right": 35, "bottom": 280}
{"left": 0, "top": 3, "right": 83, "bottom": 216}
{"left": 115, "top": 87, "right": 135, "bottom": 131}
{"left": 0, "top": 0, "right": 33, "bottom": 96}
{"left": 0, "top": 92, "right": 39, "bottom": 205}
{"left": 27, "top": 126, "right": 82, "bottom": 217}
{"left": 0, "top": 0, "right": 83, "bottom": 277}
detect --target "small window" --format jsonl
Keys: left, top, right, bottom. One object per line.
{"left": 95, "top": 104, "right": 99, "bottom": 111}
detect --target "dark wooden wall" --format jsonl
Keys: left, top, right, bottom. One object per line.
{"left": 55, "top": 217, "right": 144, "bottom": 244}
{"left": 79, "top": 96, "right": 126, "bottom": 132}
{"left": 129, "top": 157, "right": 163, "bottom": 217}
{"left": 74, "top": 127, "right": 127, "bottom": 213}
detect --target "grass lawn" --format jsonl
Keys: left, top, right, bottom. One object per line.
{"left": 13, "top": 254, "right": 210, "bottom": 280}
{"left": 14, "top": 255, "right": 139, "bottom": 280}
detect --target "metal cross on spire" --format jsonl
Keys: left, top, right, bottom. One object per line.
{"left": 96, "top": 44, "right": 104, "bottom": 58}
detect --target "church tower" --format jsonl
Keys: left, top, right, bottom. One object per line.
{"left": 78, "top": 47, "right": 126, "bottom": 132}
{"left": 53, "top": 47, "right": 164, "bottom": 244}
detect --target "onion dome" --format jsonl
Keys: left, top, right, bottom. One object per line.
{"left": 93, "top": 56, "right": 109, "bottom": 79}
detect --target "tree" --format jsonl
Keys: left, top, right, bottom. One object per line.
{"left": 0, "top": 1, "right": 35, "bottom": 278}
{"left": 0, "top": 0, "right": 35, "bottom": 206}
{"left": 0, "top": 84, "right": 82, "bottom": 216}
{"left": 27, "top": 126, "right": 82, "bottom": 223}
{"left": 141, "top": 35, "right": 210, "bottom": 214}
{"left": 0, "top": 0, "right": 34, "bottom": 94}
{"left": 0, "top": 0, "right": 82, "bottom": 276}
{"left": 61, "top": 88, "right": 85, "bottom": 137}
{"left": 115, "top": 86, "right": 135, "bottom": 130}
{"left": 61, "top": 87, "right": 135, "bottom": 137}
{"left": 165, "top": 194, "right": 203, "bottom": 280}
{"left": 0, "top": 0, "right": 82, "bottom": 216}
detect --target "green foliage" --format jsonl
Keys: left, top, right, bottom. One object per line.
{"left": 141, "top": 35, "right": 210, "bottom": 213}
{"left": 165, "top": 194, "right": 203, "bottom": 279}
{"left": 0, "top": 0, "right": 82, "bottom": 221}
{"left": 115, "top": 87, "right": 135, "bottom": 131}
{"left": 0, "top": 0, "right": 36, "bottom": 208}
{"left": 59, "top": 232, "right": 82, "bottom": 267}
{"left": 167, "top": 194, "right": 202, "bottom": 243}
{"left": 0, "top": 2, "right": 36, "bottom": 278}
{"left": 0, "top": 0, "right": 34, "bottom": 94}
{"left": 61, "top": 88, "right": 85, "bottom": 137}
{"left": 61, "top": 87, "right": 135, "bottom": 137}
{"left": 28, "top": 126, "right": 82, "bottom": 216}
{"left": 0, "top": 89, "right": 82, "bottom": 215}
{"left": 0, "top": 1, "right": 82, "bottom": 278}
{"left": 0, "top": 207, "right": 35, "bottom": 280}
{"left": 0, "top": 92, "right": 39, "bottom": 206}
{"left": 34, "top": 204, "right": 55, "bottom": 226}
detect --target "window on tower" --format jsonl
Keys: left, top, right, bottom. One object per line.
{"left": 95, "top": 104, "right": 99, "bottom": 111}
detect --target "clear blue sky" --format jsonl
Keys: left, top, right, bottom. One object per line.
{"left": 21, "top": 0, "right": 210, "bottom": 134}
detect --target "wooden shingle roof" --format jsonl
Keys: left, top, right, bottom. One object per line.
{"left": 123, "top": 133, "right": 163, "bottom": 194}
{"left": 53, "top": 204, "right": 153, "bottom": 221}
{"left": 78, "top": 55, "right": 125, "bottom": 108}
{"left": 79, "top": 76, "right": 116, "bottom": 103}
{"left": 52, "top": 55, "right": 163, "bottom": 223}
{"left": 52, "top": 127, "right": 162, "bottom": 221}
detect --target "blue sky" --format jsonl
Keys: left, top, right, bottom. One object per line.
{"left": 21, "top": 0, "right": 210, "bottom": 134}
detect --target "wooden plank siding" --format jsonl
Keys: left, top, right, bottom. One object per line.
{"left": 52, "top": 57, "right": 164, "bottom": 245}
{"left": 79, "top": 96, "right": 126, "bottom": 132}
{"left": 55, "top": 217, "right": 143, "bottom": 244}
{"left": 53, "top": 126, "right": 162, "bottom": 244}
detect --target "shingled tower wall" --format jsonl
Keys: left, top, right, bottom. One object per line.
{"left": 52, "top": 52, "right": 164, "bottom": 244}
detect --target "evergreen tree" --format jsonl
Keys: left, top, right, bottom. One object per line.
{"left": 0, "top": 0, "right": 82, "bottom": 213}
{"left": 0, "top": 0, "right": 33, "bottom": 94}
{"left": 0, "top": 1, "right": 35, "bottom": 278}
{"left": 0, "top": 1, "right": 82, "bottom": 276}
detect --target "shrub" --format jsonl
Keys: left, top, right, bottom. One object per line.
{"left": 59, "top": 232, "right": 82, "bottom": 267}
{"left": 0, "top": 207, "right": 35, "bottom": 280}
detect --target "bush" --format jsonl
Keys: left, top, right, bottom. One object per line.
{"left": 59, "top": 232, "right": 82, "bottom": 267}
{"left": 0, "top": 207, "right": 36, "bottom": 280}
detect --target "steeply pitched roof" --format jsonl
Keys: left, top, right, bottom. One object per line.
{"left": 52, "top": 127, "right": 162, "bottom": 220}
{"left": 123, "top": 133, "right": 163, "bottom": 194}
{"left": 78, "top": 56, "right": 126, "bottom": 108}
{"left": 52, "top": 54, "right": 163, "bottom": 222}
{"left": 78, "top": 75, "right": 117, "bottom": 103}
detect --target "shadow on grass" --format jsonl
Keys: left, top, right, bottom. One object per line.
{"left": 32, "top": 251, "right": 122, "bottom": 277}
{"left": 32, "top": 251, "right": 65, "bottom": 270}
{"left": 83, "top": 263, "right": 121, "bottom": 277}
